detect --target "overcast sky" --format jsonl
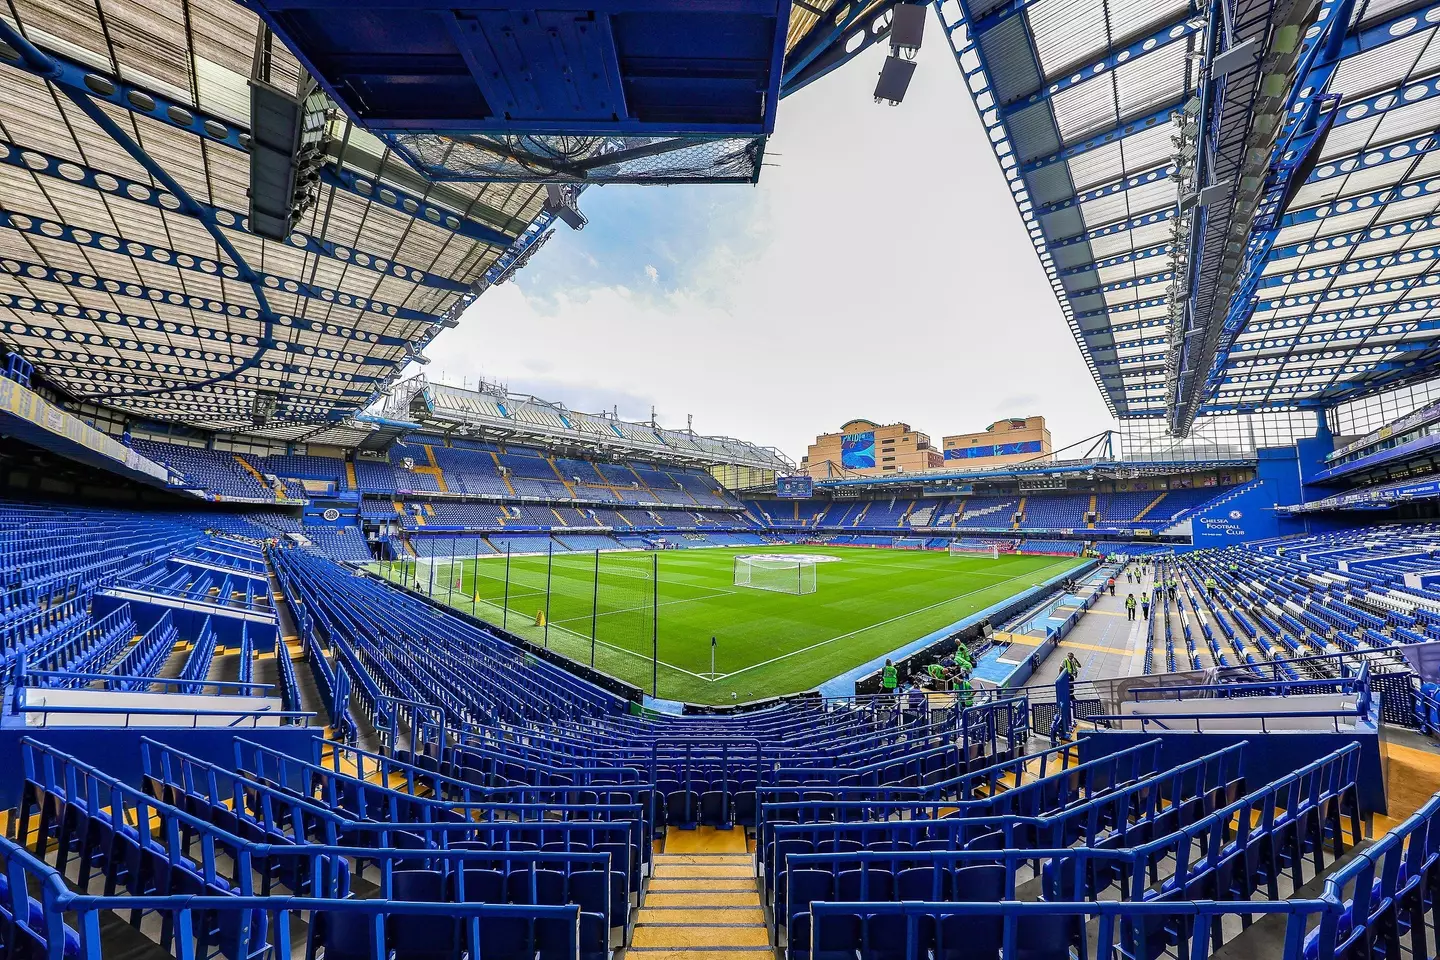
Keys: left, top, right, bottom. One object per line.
{"left": 423, "top": 30, "right": 1116, "bottom": 463}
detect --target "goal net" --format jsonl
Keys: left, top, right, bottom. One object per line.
{"left": 412, "top": 558, "right": 465, "bottom": 599}
{"left": 950, "top": 541, "right": 1000, "bottom": 559}
{"left": 734, "top": 555, "right": 817, "bottom": 595}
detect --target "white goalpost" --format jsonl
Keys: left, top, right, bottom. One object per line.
{"left": 413, "top": 557, "right": 465, "bottom": 599}
{"left": 949, "top": 541, "right": 1000, "bottom": 560}
{"left": 733, "top": 555, "right": 818, "bottom": 595}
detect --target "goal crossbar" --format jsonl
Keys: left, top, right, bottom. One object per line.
{"left": 733, "top": 555, "right": 817, "bottom": 595}
{"left": 949, "top": 542, "right": 1000, "bottom": 559}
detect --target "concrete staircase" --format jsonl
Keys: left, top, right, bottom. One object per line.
{"left": 633, "top": 830, "right": 767, "bottom": 960}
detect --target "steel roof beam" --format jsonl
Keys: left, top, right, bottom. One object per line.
{"left": 1251, "top": 292, "right": 1440, "bottom": 332}
{"left": 1329, "top": 73, "right": 1440, "bottom": 132}
{"left": 1037, "top": 165, "right": 1177, "bottom": 215}
{"left": 1020, "top": 99, "right": 1187, "bottom": 175}
{"left": 1059, "top": 243, "right": 1172, "bottom": 277}
{"left": 1173, "top": 0, "right": 1347, "bottom": 435}
{"left": 0, "top": 18, "right": 285, "bottom": 404}
{"left": 1256, "top": 238, "right": 1440, "bottom": 291}
{"left": 0, "top": 317, "right": 386, "bottom": 382}
{"left": 320, "top": 168, "right": 512, "bottom": 248}
{"left": 1105, "top": 317, "right": 1170, "bottom": 336}
{"left": 1181, "top": 0, "right": 1433, "bottom": 430}
{"left": 1069, "top": 269, "right": 1174, "bottom": 298}
{"left": 1269, "top": 210, "right": 1440, "bottom": 263}
{"left": 19, "top": 354, "right": 375, "bottom": 400}
{"left": 0, "top": 143, "right": 470, "bottom": 295}
{"left": 1001, "top": 15, "right": 1201, "bottom": 114}
{"left": 1279, "top": 169, "right": 1440, "bottom": 231}
{"left": 0, "top": 210, "right": 447, "bottom": 323}
{"left": 1307, "top": 131, "right": 1440, "bottom": 187}
{"left": 1251, "top": 268, "right": 1440, "bottom": 313}
{"left": 1339, "top": 2, "right": 1440, "bottom": 57}
{"left": 0, "top": 34, "right": 521, "bottom": 243}
{"left": 0, "top": 255, "right": 419, "bottom": 337}
{"left": 782, "top": 0, "right": 897, "bottom": 89}
{"left": 1075, "top": 293, "right": 1169, "bottom": 319}
{"left": 0, "top": 283, "right": 416, "bottom": 352}
{"left": 1049, "top": 207, "right": 1175, "bottom": 248}
{"left": 1288, "top": 351, "right": 1440, "bottom": 404}
{"left": 0, "top": 35, "right": 248, "bottom": 150}
{"left": 1230, "top": 329, "right": 1439, "bottom": 362}
{"left": 1219, "top": 357, "right": 1411, "bottom": 388}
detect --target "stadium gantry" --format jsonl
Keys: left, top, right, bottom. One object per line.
{"left": 11, "top": 0, "right": 1440, "bottom": 958}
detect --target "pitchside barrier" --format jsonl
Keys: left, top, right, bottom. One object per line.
{"left": 854, "top": 559, "right": 1099, "bottom": 695}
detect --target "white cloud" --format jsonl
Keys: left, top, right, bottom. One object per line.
{"left": 422, "top": 37, "right": 1115, "bottom": 462}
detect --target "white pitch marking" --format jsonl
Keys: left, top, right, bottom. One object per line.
{"left": 712, "top": 559, "right": 1076, "bottom": 681}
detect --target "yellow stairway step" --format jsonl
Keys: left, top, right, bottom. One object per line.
{"left": 647, "top": 878, "right": 757, "bottom": 893}
{"left": 632, "top": 926, "right": 770, "bottom": 949}
{"left": 663, "top": 827, "right": 749, "bottom": 855}
{"left": 658, "top": 853, "right": 751, "bottom": 865}
{"left": 623, "top": 952, "right": 774, "bottom": 960}
{"left": 643, "top": 893, "right": 762, "bottom": 908}
{"left": 637, "top": 908, "right": 766, "bottom": 924}
{"left": 653, "top": 863, "right": 752, "bottom": 879}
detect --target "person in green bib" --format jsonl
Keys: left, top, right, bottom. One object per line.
{"left": 957, "top": 674, "right": 974, "bottom": 708}
{"left": 881, "top": 658, "right": 898, "bottom": 702}
{"left": 955, "top": 643, "right": 973, "bottom": 673}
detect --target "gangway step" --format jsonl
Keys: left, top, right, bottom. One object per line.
{"left": 636, "top": 843, "right": 767, "bottom": 960}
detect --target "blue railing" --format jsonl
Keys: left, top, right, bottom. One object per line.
{"left": 19, "top": 669, "right": 273, "bottom": 697}
{"left": 18, "top": 702, "right": 311, "bottom": 728}
{"left": 0, "top": 830, "right": 586, "bottom": 960}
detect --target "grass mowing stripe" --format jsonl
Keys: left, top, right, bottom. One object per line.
{"left": 714, "top": 558, "right": 1073, "bottom": 681}
{"left": 378, "top": 546, "right": 1082, "bottom": 703}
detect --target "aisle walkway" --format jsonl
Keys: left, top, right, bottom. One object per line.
{"left": 1023, "top": 564, "right": 1156, "bottom": 685}
{"left": 631, "top": 828, "right": 768, "bottom": 960}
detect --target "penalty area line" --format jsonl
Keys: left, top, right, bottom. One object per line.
{"left": 712, "top": 559, "right": 1074, "bottom": 682}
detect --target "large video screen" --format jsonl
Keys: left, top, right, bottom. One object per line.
{"left": 776, "top": 475, "right": 814, "bottom": 498}
{"left": 841, "top": 431, "right": 876, "bottom": 468}
{"left": 944, "top": 439, "right": 1043, "bottom": 460}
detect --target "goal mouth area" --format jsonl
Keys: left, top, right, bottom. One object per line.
{"left": 732, "top": 553, "right": 824, "bottom": 595}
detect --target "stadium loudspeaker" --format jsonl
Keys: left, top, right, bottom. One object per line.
{"left": 874, "top": 56, "right": 917, "bottom": 105}
{"left": 251, "top": 390, "right": 278, "bottom": 426}
{"left": 248, "top": 72, "right": 329, "bottom": 241}
{"left": 889, "top": 3, "right": 926, "bottom": 56}
{"left": 544, "top": 184, "right": 589, "bottom": 231}
{"left": 248, "top": 81, "right": 306, "bottom": 241}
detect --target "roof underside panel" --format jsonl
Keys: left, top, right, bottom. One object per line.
{"left": 0, "top": 0, "right": 549, "bottom": 431}
{"left": 944, "top": 0, "right": 1440, "bottom": 422}
{"left": 1214, "top": 2, "right": 1440, "bottom": 414}
{"left": 939, "top": 0, "right": 1204, "bottom": 418}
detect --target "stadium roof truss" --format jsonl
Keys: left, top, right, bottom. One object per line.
{"left": 0, "top": 0, "right": 921, "bottom": 439}
{"left": 0, "top": 0, "right": 559, "bottom": 433}
{"left": 386, "top": 375, "right": 797, "bottom": 471}
{"left": 943, "top": 0, "right": 1440, "bottom": 434}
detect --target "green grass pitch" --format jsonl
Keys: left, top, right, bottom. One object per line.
{"left": 375, "top": 546, "right": 1082, "bottom": 704}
